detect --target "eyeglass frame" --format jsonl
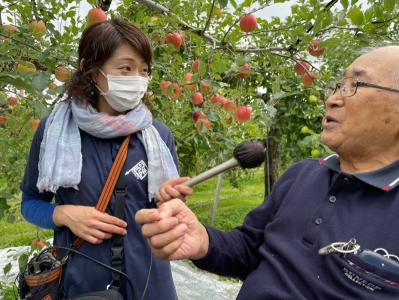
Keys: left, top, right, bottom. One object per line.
{"left": 327, "top": 77, "right": 399, "bottom": 98}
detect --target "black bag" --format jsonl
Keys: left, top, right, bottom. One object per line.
{"left": 17, "top": 248, "right": 65, "bottom": 300}
{"left": 69, "top": 289, "right": 124, "bottom": 300}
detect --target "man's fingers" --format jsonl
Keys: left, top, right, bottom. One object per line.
{"left": 147, "top": 223, "right": 187, "bottom": 250}
{"left": 135, "top": 208, "right": 161, "bottom": 224}
{"left": 151, "top": 235, "right": 186, "bottom": 260}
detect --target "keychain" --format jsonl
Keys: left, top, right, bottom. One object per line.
{"left": 319, "top": 238, "right": 399, "bottom": 275}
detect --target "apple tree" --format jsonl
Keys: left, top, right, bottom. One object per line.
{"left": 1, "top": 0, "right": 399, "bottom": 219}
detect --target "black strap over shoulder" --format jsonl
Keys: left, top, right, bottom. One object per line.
{"left": 109, "top": 163, "right": 126, "bottom": 291}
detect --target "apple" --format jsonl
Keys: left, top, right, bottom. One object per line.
{"left": 191, "top": 92, "right": 203, "bottom": 105}
{"left": 294, "top": 61, "right": 310, "bottom": 75}
{"left": 31, "top": 238, "right": 45, "bottom": 249}
{"left": 301, "top": 126, "right": 309, "bottom": 134}
{"left": 29, "top": 20, "right": 46, "bottom": 38}
{"left": 150, "top": 16, "right": 158, "bottom": 22}
{"left": 28, "top": 119, "right": 40, "bottom": 130}
{"left": 55, "top": 66, "right": 72, "bottom": 82}
{"left": 151, "top": 29, "right": 166, "bottom": 44}
{"left": 303, "top": 72, "right": 317, "bottom": 86}
{"left": 166, "top": 33, "right": 183, "bottom": 49}
{"left": 192, "top": 60, "right": 200, "bottom": 73}
{"left": 238, "top": 63, "right": 251, "bottom": 79}
{"left": 88, "top": 8, "right": 107, "bottom": 25}
{"left": 239, "top": 14, "right": 257, "bottom": 33}
{"left": 182, "top": 72, "right": 197, "bottom": 90}
{"left": 162, "top": 82, "right": 182, "bottom": 98}
{"left": 49, "top": 82, "right": 57, "bottom": 90}
{"left": 0, "top": 116, "right": 7, "bottom": 124}
{"left": 192, "top": 111, "right": 205, "bottom": 122}
{"left": 211, "top": 93, "right": 227, "bottom": 107}
{"left": 160, "top": 80, "right": 172, "bottom": 94}
{"left": 311, "top": 149, "right": 321, "bottom": 157}
{"left": 196, "top": 118, "right": 211, "bottom": 133}
{"left": 200, "top": 80, "right": 211, "bottom": 93}
{"left": 11, "top": 130, "right": 18, "bottom": 136}
{"left": 212, "top": 6, "right": 223, "bottom": 19}
{"left": 7, "top": 96, "right": 18, "bottom": 106}
{"left": 235, "top": 105, "right": 251, "bottom": 122}
{"left": 2, "top": 24, "right": 16, "bottom": 37}
{"left": 308, "top": 39, "right": 325, "bottom": 57}
{"left": 308, "top": 95, "right": 317, "bottom": 103}
{"left": 224, "top": 100, "right": 237, "bottom": 113}
{"left": 17, "top": 61, "right": 36, "bottom": 73}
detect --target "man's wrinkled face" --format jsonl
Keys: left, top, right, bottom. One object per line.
{"left": 321, "top": 48, "right": 399, "bottom": 157}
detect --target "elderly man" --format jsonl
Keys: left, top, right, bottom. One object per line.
{"left": 136, "top": 46, "right": 399, "bottom": 299}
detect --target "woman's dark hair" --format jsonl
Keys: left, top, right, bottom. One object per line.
{"left": 64, "top": 18, "right": 152, "bottom": 106}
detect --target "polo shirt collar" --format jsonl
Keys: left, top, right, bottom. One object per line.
{"left": 319, "top": 153, "right": 399, "bottom": 191}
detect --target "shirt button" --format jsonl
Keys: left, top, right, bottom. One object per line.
{"left": 315, "top": 218, "right": 323, "bottom": 225}
{"left": 116, "top": 145, "right": 120, "bottom": 149}
{"left": 329, "top": 196, "right": 336, "bottom": 203}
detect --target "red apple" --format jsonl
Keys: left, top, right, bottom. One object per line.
{"left": 151, "top": 29, "right": 166, "bottom": 45}
{"left": 169, "top": 82, "right": 182, "bottom": 98}
{"left": 2, "top": 24, "right": 16, "bottom": 37}
{"left": 192, "top": 60, "right": 200, "bottom": 73}
{"left": 200, "top": 80, "right": 211, "bottom": 93}
{"left": 166, "top": 33, "right": 183, "bottom": 49}
{"left": 294, "top": 61, "right": 310, "bottom": 75}
{"left": 55, "top": 66, "right": 72, "bottom": 82}
{"left": 0, "top": 116, "right": 7, "bottom": 124}
{"left": 196, "top": 118, "right": 211, "bottom": 133}
{"left": 191, "top": 92, "right": 203, "bottom": 105}
{"left": 210, "top": 93, "right": 223, "bottom": 106}
{"left": 7, "top": 96, "right": 18, "bottom": 106}
{"left": 28, "top": 119, "right": 40, "bottom": 130}
{"left": 212, "top": 6, "right": 223, "bottom": 19}
{"left": 240, "top": 14, "right": 257, "bottom": 33}
{"left": 87, "top": 8, "right": 107, "bottom": 25}
{"left": 160, "top": 80, "right": 172, "bottom": 94}
{"left": 192, "top": 111, "right": 205, "bottom": 122}
{"left": 31, "top": 238, "right": 45, "bottom": 249}
{"left": 303, "top": 72, "right": 317, "bottom": 86}
{"left": 182, "top": 72, "right": 197, "bottom": 90}
{"left": 238, "top": 63, "right": 251, "bottom": 79}
{"left": 308, "top": 39, "right": 325, "bottom": 57}
{"left": 11, "top": 130, "right": 18, "bottom": 136}
{"left": 29, "top": 20, "right": 46, "bottom": 38}
{"left": 224, "top": 100, "right": 237, "bottom": 113}
{"left": 235, "top": 105, "right": 251, "bottom": 122}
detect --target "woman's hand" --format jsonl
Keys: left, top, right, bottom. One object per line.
{"left": 53, "top": 205, "right": 127, "bottom": 244}
{"left": 156, "top": 177, "right": 193, "bottom": 204}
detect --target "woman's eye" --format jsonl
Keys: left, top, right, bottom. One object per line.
{"left": 120, "top": 66, "right": 130, "bottom": 71}
{"left": 141, "top": 67, "right": 149, "bottom": 74}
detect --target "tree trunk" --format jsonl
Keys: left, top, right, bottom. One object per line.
{"left": 264, "top": 126, "right": 281, "bottom": 198}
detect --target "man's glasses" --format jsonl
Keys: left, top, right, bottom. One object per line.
{"left": 325, "top": 77, "right": 399, "bottom": 98}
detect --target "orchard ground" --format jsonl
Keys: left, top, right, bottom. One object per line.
{"left": 0, "top": 243, "right": 241, "bottom": 299}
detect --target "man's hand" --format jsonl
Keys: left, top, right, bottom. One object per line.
{"left": 156, "top": 177, "right": 193, "bottom": 203}
{"left": 53, "top": 205, "right": 127, "bottom": 244}
{"left": 135, "top": 199, "right": 209, "bottom": 261}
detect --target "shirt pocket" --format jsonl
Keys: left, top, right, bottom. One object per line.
{"left": 341, "top": 252, "right": 399, "bottom": 297}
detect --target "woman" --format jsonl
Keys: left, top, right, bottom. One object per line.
{"left": 20, "top": 19, "right": 189, "bottom": 299}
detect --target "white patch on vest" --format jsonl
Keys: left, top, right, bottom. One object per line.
{"left": 125, "top": 160, "right": 148, "bottom": 180}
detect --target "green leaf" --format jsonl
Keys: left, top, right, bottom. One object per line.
{"left": 341, "top": 0, "right": 349, "bottom": 9}
{"left": 199, "top": 60, "right": 207, "bottom": 77}
{"left": 217, "top": 0, "right": 228, "bottom": 7}
{"left": 32, "top": 72, "right": 50, "bottom": 92}
{"left": 0, "top": 74, "right": 36, "bottom": 94}
{"left": 3, "top": 262, "right": 12, "bottom": 275}
{"left": 18, "top": 254, "right": 29, "bottom": 273}
{"left": 347, "top": 7, "right": 364, "bottom": 27}
{"left": 384, "top": 0, "right": 395, "bottom": 12}
{"left": 0, "top": 198, "right": 11, "bottom": 220}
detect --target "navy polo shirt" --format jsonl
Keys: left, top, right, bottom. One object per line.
{"left": 193, "top": 157, "right": 399, "bottom": 299}
{"left": 20, "top": 115, "right": 179, "bottom": 300}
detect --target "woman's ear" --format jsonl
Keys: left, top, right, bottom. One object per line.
{"left": 79, "top": 58, "right": 85, "bottom": 71}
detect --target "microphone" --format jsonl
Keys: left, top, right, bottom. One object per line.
{"left": 180, "top": 138, "right": 266, "bottom": 187}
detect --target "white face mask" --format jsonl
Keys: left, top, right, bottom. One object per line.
{"left": 96, "top": 69, "right": 149, "bottom": 112}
